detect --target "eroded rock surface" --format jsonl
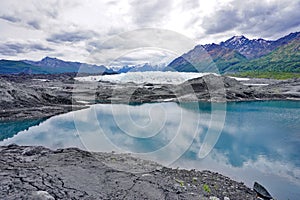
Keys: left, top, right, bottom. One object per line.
{"left": 0, "top": 145, "right": 256, "bottom": 200}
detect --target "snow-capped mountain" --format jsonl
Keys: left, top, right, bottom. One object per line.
{"left": 168, "top": 31, "right": 300, "bottom": 73}
{"left": 219, "top": 32, "right": 300, "bottom": 59}
{"left": 220, "top": 36, "right": 272, "bottom": 59}
{"left": 115, "top": 63, "right": 167, "bottom": 73}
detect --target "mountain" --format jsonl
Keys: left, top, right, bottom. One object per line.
{"left": 0, "top": 60, "right": 51, "bottom": 74}
{"left": 220, "top": 36, "right": 273, "bottom": 59}
{"left": 116, "top": 63, "right": 166, "bottom": 73}
{"left": 272, "top": 32, "right": 300, "bottom": 47}
{"left": 0, "top": 57, "right": 114, "bottom": 74}
{"left": 168, "top": 32, "right": 300, "bottom": 74}
{"left": 24, "top": 57, "right": 114, "bottom": 74}
{"left": 228, "top": 37, "right": 300, "bottom": 73}
{"left": 115, "top": 65, "right": 135, "bottom": 73}
{"left": 220, "top": 32, "right": 300, "bottom": 59}
{"left": 167, "top": 44, "right": 247, "bottom": 73}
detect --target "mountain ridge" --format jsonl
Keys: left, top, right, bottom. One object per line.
{"left": 220, "top": 35, "right": 272, "bottom": 59}
{"left": 219, "top": 32, "right": 300, "bottom": 59}
{"left": 227, "top": 37, "right": 300, "bottom": 73}
{"left": 115, "top": 63, "right": 166, "bottom": 73}
{"left": 1, "top": 32, "right": 299, "bottom": 75}
{"left": 168, "top": 43, "right": 248, "bottom": 73}
{"left": 168, "top": 31, "right": 300, "bottom": 74}
{"left": 0, "top": 57, "right": 114, "bottom": 74}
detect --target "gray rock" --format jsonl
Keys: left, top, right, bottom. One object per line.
{"left": 1, "top": 73, "right": 299, "bottom": 122}
{"left": 0, "top": 145, "right": 256, "bottom": 200}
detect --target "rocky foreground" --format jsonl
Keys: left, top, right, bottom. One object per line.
{"left": 0, "top": 73, "right": 299, "bottom": 121}
{"left": 0, "top": 145, "right": 256, "bottom": 200}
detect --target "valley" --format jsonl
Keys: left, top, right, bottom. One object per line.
{"left": 1, "top": 1, "right": 299, "bottom": 199}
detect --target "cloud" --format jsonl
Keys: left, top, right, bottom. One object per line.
{"left": 85, "top": 29, "right": 196, "bottom": 67}
{"left": 129, "top": 0, "right": 173, "bottom": 27}
{"left": 27, "top": 20, "right": 41, "bottom": 29}
{"left": 175, "top": 149, "right": 300, "bottom": 194}
{"left": 0, "top": 0, "right": 299, "bottom": 63}
{"left": 202, "top": 9, "right": 242, "bottom": 34}
{"left": 0, "top": 15, "right": 41, "bottom": 30}
{"left": 0, "top": 42, "right": 54, "bottom": 56}
{"left": 202, "top": 0, "right": 300, "bottom": 38}
{"left": 109, "top": 49, "right": 177, "bottom": 67}
{"left": 47, "top": 31, "right": 97, "bottom": 43}
{"left": 0, "top": 15, "right": 21, "bottom": 23}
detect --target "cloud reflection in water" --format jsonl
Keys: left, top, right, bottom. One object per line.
{"left": 0, "top": 101, "right": 299, "bottom": 199}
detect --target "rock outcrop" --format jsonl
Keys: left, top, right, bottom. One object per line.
{"left": 0, "top": 145, "right": 256, "bottom": 200}
{"left": 0, "top": 73, "right": 299, "bottom": 121}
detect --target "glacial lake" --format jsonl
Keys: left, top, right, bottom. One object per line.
{"left": 0, "top": 101, "right": 299, "bottom": 199}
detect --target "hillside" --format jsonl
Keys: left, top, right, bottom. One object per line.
{"left": 167, "top": 44, "right": 247, "bottom": 73}
{"left": 228, "top": 38, "right": 300, "bottom": 73}
{"left": 168, "top": 32, "right": 300, "bottom": 74}
{"left": 0, "top": 60, "right": 51, "bottom": 74}
{"left": 220, "top": 32, "right": 300, "bottom": 59}
{"left": 0, "top": 57, "right": 113, "bottom": 74}
{"left": 24, "top": 57, "right": 111, "bottom": 74}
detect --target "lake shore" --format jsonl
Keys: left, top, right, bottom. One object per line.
{"left": 0, "top": 73, "right": 299, "bottom": 121}
{"left": 0, "top": 144, "right": 256, "bottom": 199}
{"left": 1, "top": 73, "right": 297, "bottom": 199}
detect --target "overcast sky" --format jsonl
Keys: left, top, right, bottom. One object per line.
{"left": 0, "top": 0, "right": 299, "bottom": 67}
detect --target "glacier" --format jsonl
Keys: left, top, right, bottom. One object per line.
{"left": 75, "top": 71, "right": 219, "bottom": 85}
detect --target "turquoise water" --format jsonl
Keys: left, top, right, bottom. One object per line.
{"left": 0, "top": 101, "right": 299, "bottom": 199}
{"left": 0, "top": 118, "right": 47, "bottom": 141}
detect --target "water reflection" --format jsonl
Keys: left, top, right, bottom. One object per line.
{"left": 0, "top": 101, "right": 299, "bottom": 199}
{"left": 0, "top": 118, "right": 47, "bottom": 141}
{"left": 73, "top": 102, "right": 208, "bottom": 165}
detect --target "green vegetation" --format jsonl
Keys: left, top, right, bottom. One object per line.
{"left": 213, "top": 51, "right": 248, "bottom": 73}
{"left": 175, "top": 179, "right": 185, "bottom": 187}
{"left": 203, "top": 184, "right": 211, "bottom": 193}
{"left": 110, "top": 157, "right": 116, "bottom": 162}
{"left": 0, "top": 60, "right": 68, "bottom": 74}
{"left": 169, "top": 46, "right": 247, "bottom": 73}
{"left": 227, "top": 39, "right": 300, "bottom": 73}
{"left": 0, "top": 60, "right": 49, "bottom": 74}
{"left": 214, "top": 184, "right": 218, "bottom": 190}
{"left": 0, "top": 59, "right": 108, "bottom": 74}
{"left": 228, "top": 71, "right": 300, "bottom": 80}
{"left": 170, "top": 38, "right": 300, "bottom": 75}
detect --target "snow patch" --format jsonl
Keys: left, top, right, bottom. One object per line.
{"left": 228, "top": 76, "right": 250, "bottom": 81}
{"left": 76, "top": 100, "right": 90, "bottom": 104}
{"left": 32, "top": 79, "right": 49, "bottom": 82}
{"left": 243, "top": 83, "right": 269, "bottom": 86}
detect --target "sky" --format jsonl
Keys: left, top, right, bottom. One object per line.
{"left": 0, "top": 0, "right": 299, "bottom": 67}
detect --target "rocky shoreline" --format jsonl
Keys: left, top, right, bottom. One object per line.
{"left": 0, "top": 73, "right": 299, "bottom": 121}
{"left": 0, "top": 73, "right": 290, "bottom": 199}
{"left": 0, "top": 144, "right": 256, "bottom": 200}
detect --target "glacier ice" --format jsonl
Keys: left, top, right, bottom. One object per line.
{"left": 75, "top": 71, "right": 218, "bottom": 85}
